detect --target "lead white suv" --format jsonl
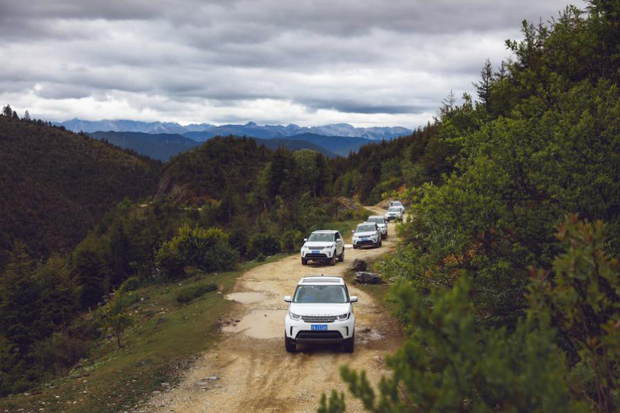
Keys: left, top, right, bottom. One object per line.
{"left": 300, "top": 230, "right": 345, "bottom": 266}
{"left": 284, "top": 276, "right": 357, "bottom": 353}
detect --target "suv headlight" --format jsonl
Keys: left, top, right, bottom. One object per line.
{"left": 289, "top": 312, "right": 302, "bottom": 321}
{"left": 337, "top": 313, "right": 350, "bottom": 320}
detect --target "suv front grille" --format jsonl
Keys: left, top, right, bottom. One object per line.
{"left": 302, "top": 315, "right": 337, "bottom": 323}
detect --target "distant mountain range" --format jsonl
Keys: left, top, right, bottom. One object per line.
{"left": 90, "top": 131, "right": 340, "bottom": 161}
{"left": 58, "top": 119, "right": 411, "bottom": 141}
{"left": 60, "top": 119, "right": 412, "bottom": 161}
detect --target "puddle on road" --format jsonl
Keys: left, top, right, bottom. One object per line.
{"left": 222, "top": 310, "right": 286, "bottom": 339}
{"left": 224, "top": 292, "right": 268, "bottom": 304}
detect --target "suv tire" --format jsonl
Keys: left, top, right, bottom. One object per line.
{"left": 301, "top": 257, "right": 308, "bottom": 265}
{"left": 285, "top": 336, "right": 296, "bottom": 353}
{"left": 338, "top": 249, "right": 345, "bottom": 262}
{"left": 329, "top": 255, "right": 336, "bottom": 266}
{"left": 343, "top": 335, "right": 354, "bottom": 353}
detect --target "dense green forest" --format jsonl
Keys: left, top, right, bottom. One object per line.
{"left": 0, "top": 114, "right": 162, "bottom": 268}
{"left": 322, "top": 2, "right": 620, "bottom": 412}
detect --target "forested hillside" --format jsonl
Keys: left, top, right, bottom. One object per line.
{"left": 89, "top": 131, "right": 201, "bottom": 161}
{"left": 0, "top": 115, "right": 161, "bottom": 268}
{"left": 0, "top": 124, "right": 364, "bottom": 397}
{"left": 323, "top": 2, "right": 620, "bottom": 412}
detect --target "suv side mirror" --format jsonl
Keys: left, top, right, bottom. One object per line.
{"left": 303, "top": 238, "right": 308, "bottom": 242}
{"left": 350, "top": 296, "right": 358, "bottom": 303}
{"left": 351, "top": 230, "right": 355, "bottom": 233}
{"left": 284, "top": 296, "right": 292, "bottom": 303}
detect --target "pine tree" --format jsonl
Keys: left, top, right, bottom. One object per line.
{"left": 473, "top": 58, "right": 493, "bottom": 110}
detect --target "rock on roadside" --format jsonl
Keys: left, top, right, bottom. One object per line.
{"left": 351, "top": 259, "right": 367, "bottom": 271}
{"left": 355, "top": 271, "right": 382, "bottom": 284}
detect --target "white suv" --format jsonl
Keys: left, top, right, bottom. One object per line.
{"left": 367, "top": 215, "right": 388, "bottom": 239}
{"left": 300, "top": 230, "right": 345, "bottom": 266}
{"left": 352, "top": 222, "right": 382, "bottom": 249}
{"left": 384, "top": 206, "right": 403, "bottom": 222}
{"left": 284, "top": 276, "right": 357, "bottom": 353}
{"left": 389, "top": 200, "right": 405, "bottom": 213}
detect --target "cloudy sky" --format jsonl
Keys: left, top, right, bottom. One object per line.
{"left": 0, "top": 0, "right": 583, "bottom": 128}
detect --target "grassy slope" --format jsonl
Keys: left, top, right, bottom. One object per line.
{"left": 0, "top": 256, "right": 282, "bottom": 413}
{"left": 0, "top": 219, "right": 365, "bottom": 412}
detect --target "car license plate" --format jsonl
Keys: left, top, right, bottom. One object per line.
{"left": 311, "top": 325, "right": 328, "bottom": 331}
{"left": 361, "top": 237, "right": 368, "bottom": 240}
{"left": 312, "top": 250, "right": 320, "bottom": 254}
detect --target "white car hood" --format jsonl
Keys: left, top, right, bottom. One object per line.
{"left": 289, "top": 303, "right": 350, "bottom": 316}
{"left": 354, "top": 231, "right": 377, "bottom": 237}
{"left": 303, "top": 241, "right": 335, "bottom": 249}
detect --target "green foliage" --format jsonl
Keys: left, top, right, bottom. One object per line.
{"left": 161, "top": 136, "right": 270, "bottom": 205}
{"left": 102, "top": 288, "right": 134, "bottom": 348}
{"left": 0, "top": 245, "right": 83, "bottom": 395}
{"left": 120, "top": 276, "right": 142, "bottom": 292}
{"left": 318, "top": 390, "right": 346, "bottom": 413}
{"left": 247, "top": 233, "right": 281, "bottom": 259}
{"left": 155, "top": 224, "right": 238, "bottom": 278}
{"left": 323, "top": 276, "right": 582, "bottom": 413}
{"left": 280, "top": 229, "right": 304, "bottom": 253}
{"left": 0, "top": 115, "right": 161, "bottom": 267}
{"left": 528, "top": 217, "right": 620, "bottom": 411}
{"left": 176, "top": 282, "right": 218, "bottom": 304}
{"left": 72, "top": 236, "right": 110, "bottom": 308}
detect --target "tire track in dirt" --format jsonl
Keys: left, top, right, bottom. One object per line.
{"left": 141, "top": 206, "right": 403, "bottom": 412}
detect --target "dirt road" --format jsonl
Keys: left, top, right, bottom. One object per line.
{"left": 142, "top": 207, "right": 402, "bottom": 412}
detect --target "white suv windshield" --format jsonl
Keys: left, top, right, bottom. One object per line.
{"left": 392, "top": 202, "right": 402, "bottom": 206}
{"left": 368, "top": 217, "right": 385, "bottom": 224}
{"left": 293, "top": 285, "right": 348, "bottom": 303}
{"left": 388, "top": 207, "right": 400, "bottom": 212}
{"left": 356, "top": 224, "right": 375, "bottom": 233}
{"left": 308, "top": 233, "right": 334, "bottom": 242}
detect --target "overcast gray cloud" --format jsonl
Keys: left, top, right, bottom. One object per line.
{"left": 0, "top": 0, "right": 584, "bottom": 128}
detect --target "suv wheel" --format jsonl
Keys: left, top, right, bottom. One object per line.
{"left": 338, "top": 249, "right": 345, "bottom": 262}
{"left": 375, "top": 239, "right": 380, "bottom": 248}
{"left": 329, "top": 255, "right": 336, "bottom": 266}
{"left": 301, "top": 257, "right": 308, "bottom": 265}
{"left": 343, "top": 335, "right": 354, "bottom": 353}
{"left": 285, "top": 336, "right": 296, "bottom": 353}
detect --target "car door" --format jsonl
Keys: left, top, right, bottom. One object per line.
{"left": 335, "top": 232, "right": 344, "bottom": 254}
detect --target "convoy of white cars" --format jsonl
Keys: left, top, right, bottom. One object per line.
{"left": 288, "top": 201, "right": 405, "bottom": 353}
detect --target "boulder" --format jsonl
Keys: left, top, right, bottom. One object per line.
{"left": 351, "top": 259, "right": 367, "bottom": 271}
{"left": 355, "top": 271, "right": 382, "bottom": 284}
